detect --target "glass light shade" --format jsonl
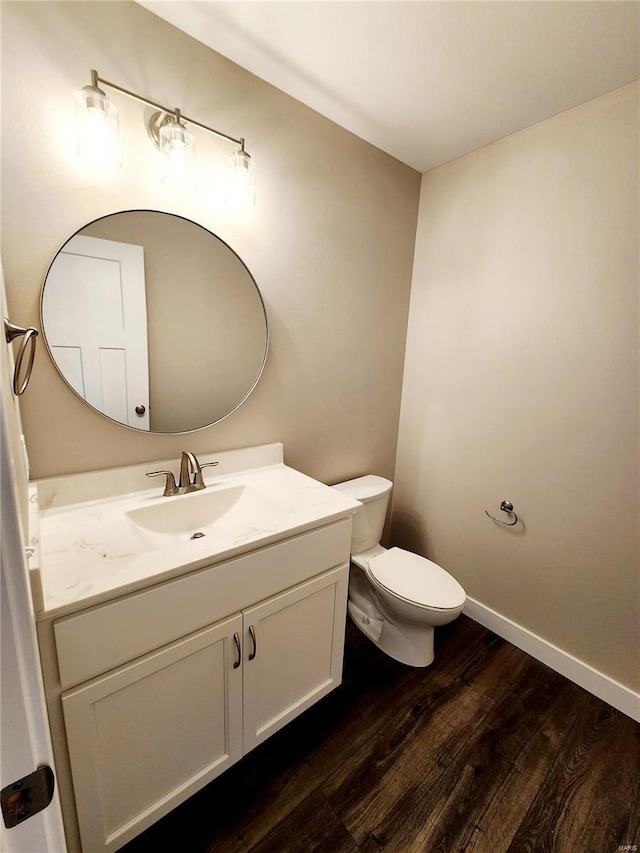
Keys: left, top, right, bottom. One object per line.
{"left": 225, "top": 148, "right": 256, "bottom": 208}
{"left": 74, "top": 86, "right": 120, "bottom": 167}
{"left": 159, "top": 117, "right": 196, "bottom": 190}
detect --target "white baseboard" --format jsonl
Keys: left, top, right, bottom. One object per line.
{"left": 463, "top": 597, "right": 640, "bottom": 723}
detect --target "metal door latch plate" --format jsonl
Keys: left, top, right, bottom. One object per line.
{"left": 1, "top": 766, "right": 55, "bottom": 829}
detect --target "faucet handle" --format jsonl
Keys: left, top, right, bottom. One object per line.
{"left": 146, "top": 470, "right": 179, "bottom": 497}
{"left": 193, "top": 460, "right": 219, "bottom": 489}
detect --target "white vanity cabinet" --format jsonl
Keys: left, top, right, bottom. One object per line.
{"left": 242, "top": 566, "right": 348, "bottom": 751}
{"left": 46, "top": 520, "right": 351, "bottom": 852}
{"left": 61, "top": 614, "right": 244, "bottom": 853}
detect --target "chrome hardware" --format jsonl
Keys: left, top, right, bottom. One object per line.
{"left": 135, "top": 404, "right": 146, "bottom": 416}
{"left": 179, "top": 451, "right": 219, "bottom": 492}
{"left": 146, "top": 470, "right": 180, "bottom": 497}
{"left": 199, "top": 461, "right": 220, "bottom": 484}
{"left": 147, "top": 450, "right": 218, "bottom": 498}
{"left": 485, "top": 500, "right": 519, "bottom": 527}
{"left": 4, "top": 318, "right": 38, "bottom": 396}
{"left": 233, "top": 632, "right": 242, "bottom": 669}
{"left": 147, "top": 454, "right": 219, "bottom": 497}
{"left": 179, "top": 451, "right": 201, "bottom": 492}
{"left": 248, "top": 625, "right": 257, "bottom": 661}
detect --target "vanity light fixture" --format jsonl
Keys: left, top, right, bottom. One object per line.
{"left": 74, "top": 70, "right": 256, "bottom": 204}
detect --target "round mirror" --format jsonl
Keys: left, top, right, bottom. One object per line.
{"left": 40, "top": 210, "right": 268, "bottom": 433}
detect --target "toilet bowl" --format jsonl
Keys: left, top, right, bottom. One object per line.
{"left": 332, "top": 475, "right": 466, "bottom": 667}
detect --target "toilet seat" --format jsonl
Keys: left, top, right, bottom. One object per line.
{"left": 366, "top": 547, "right": 465, "bottom": 611}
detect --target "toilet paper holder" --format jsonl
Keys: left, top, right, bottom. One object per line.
{"left": 485, "top": 500, "right": 518, "bottom": 527}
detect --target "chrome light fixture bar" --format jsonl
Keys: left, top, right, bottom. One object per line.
{"left": 75, "top": 70, "right": 256, "bottom": 203}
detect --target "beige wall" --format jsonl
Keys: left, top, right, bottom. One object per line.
{"left": 393, "top": 83, "right": 639, "bottom": 690}
{"left": 1, "top": 1, "right": 419, "bottom": 481}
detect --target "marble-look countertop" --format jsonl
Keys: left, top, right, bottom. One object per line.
{"left": 31, "top": 445, "right": 360, "bottom": 621}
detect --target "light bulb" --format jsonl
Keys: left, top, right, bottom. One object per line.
{"left": 83, "top": 88, "right": 108, "bottom": 117}
{"left": 160, "top": 117, "right": 191, "bottom": 153}
{"left": 159, "top": 115, "right": 196, "bottom": 190}
{"left": 74, "top": 86, "right": 120, "bottom": 167}
{"left": 225, "top": 147, "right": 256, "bottom": 208}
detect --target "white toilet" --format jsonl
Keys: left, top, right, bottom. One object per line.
{"left": 332, "top": 475, "right": 466, "bottom": 667}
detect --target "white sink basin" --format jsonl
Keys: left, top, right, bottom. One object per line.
{"left": 35, "top": 444, "right": 364, "bottom": 619}
{"left": 126, "top": 484, "right": 281, "bottom": 548}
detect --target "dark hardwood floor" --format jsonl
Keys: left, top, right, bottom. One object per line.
{"left": 122, "top": 615, "right": 640, "bottom": 853}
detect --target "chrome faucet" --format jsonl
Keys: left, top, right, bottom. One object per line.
{"left": 179, "top": 451, "right": 219, "bottom": 493}
{"left": 146, "top": 452, "right": 219, "bottom": 496}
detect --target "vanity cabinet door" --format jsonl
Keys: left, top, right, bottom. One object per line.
{"left": 242, "top": 563, "right": 348, "bottom": 752}
{"left": 61, "top": 614, "right": 243, "bottom": 853}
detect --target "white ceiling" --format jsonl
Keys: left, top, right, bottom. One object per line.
{"left": 137, "top": 1, "right": 640, "bottom": 172}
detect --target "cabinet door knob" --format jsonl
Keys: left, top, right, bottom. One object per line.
{"left": 248, "top": 625, "right": 257, "bottom": 660}
{"left": 135, "top": 404, "right": 146, "bottom": 416}
{"left": 232, "top": 632, "right": 242, "bottom": 669}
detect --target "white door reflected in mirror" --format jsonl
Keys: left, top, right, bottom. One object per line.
{"left": 43, "top": 235, "right": 150, "bottom": 429}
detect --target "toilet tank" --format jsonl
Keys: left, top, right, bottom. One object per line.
{"left": 332, "top": 475, "right": 393, "bottom": 553}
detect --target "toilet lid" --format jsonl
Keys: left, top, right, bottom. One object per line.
{"left": 367, "top": 547, "right": 465, "bottom": 610}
